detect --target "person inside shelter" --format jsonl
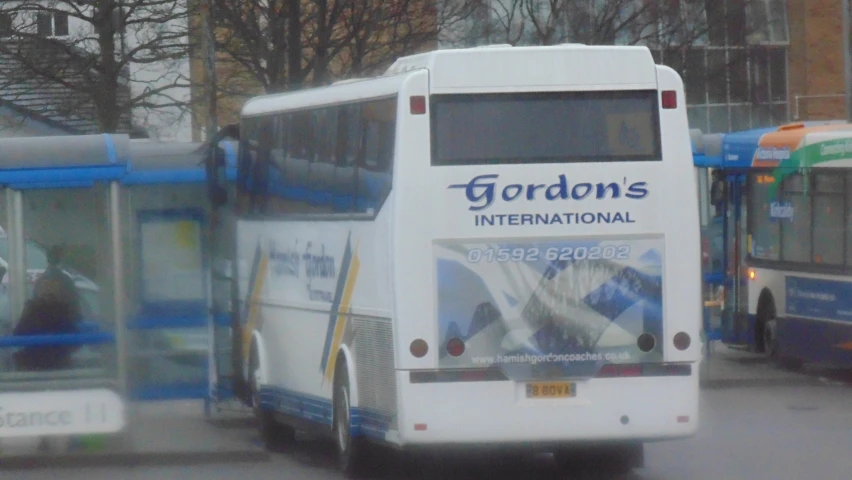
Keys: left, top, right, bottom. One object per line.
{"left": 12, "top": 245, "right": 83, "bottom": 371}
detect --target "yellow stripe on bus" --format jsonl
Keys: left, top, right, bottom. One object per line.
{"left": 324, "top": 250, "right": 361, "bottom": 383}
{"left": 243, "top": 253, "right": 269, "bottom": 364}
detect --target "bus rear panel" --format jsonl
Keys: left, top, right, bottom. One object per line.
{"left": 389, "top": 45, "right": 701, "bottom": 447}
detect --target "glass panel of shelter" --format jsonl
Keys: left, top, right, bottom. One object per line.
{"left": 122, "top": 183, "right": 210, "bottom": 399}
{"left": 0, "top": 188, "right": 12, "bottom": 372}
{"left": 8, "top": 184, "right": 116, "bottom": 379}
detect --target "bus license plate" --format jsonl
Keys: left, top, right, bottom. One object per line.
{"left": 525, "top": 382, "right": 575, "bottom": 398}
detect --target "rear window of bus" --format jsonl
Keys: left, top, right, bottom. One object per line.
{"left": 430, "top": 90, "right": 662, "bottom": 166}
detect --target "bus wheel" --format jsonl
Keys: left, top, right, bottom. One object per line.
{"left": 250, "top": 344, "right": 294, "bottom": 451}
{"left": 334, "top": 361, "right": 373, "bottom": 477}
{"left": 763, "top": 317, "right": 778, "bottom": 358}
{"left": 763, "top": 318, "right": 803, "bottom": 371}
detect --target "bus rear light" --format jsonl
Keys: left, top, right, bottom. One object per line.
{"left": 446, "top": 337, "right": 465, "bottom": 357}
{"left": 673, "top": 332, "right": 691, "bottom": 351}
{"left": 661, "top": 90, "right": 677, "bottom": 109}
{"left": 619, "top": 365, "right": 642, "bottom": 377}
{"left": 677, "top": 415, "right": 690, "bottom": 423}
{"left": 410, "top": 95, "right": 426, "bottom": 115}
{"left": 414, "top": 423, "right": 427, "bottom": 431}
{"left": 410, "top": 339, "right": 428, "bottom": 358}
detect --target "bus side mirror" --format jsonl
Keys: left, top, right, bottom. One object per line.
{"left": 205, "top": 145, "right": 228, "bottom": 208}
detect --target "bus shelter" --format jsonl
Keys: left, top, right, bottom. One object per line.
{"left": 0, "top": 134, "right": 129, "bottom": 440}
{"left": 122, "top": 139, "right": 237, "bottom": 412}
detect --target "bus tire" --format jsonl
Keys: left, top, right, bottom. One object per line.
{"left": 755, "top": 290, "right": 776, "bottom": 355}
{"left": 334, "top": 359, "right": 373, "bottom": 477}
{"left": 249, "top": 342, "right": 295, "bottom": 451}
{"left": 763, "top": 316, "right": 778, "bottom": 358}
{"left": 763, "top": 317, "right": 804, "bottom": 371}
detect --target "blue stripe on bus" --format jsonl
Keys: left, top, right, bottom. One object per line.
{"left": 258, "top": 386, "right": 391, "bottom": 439}
{"left": 263, "top": 166, "right": 387, "bottom": 212}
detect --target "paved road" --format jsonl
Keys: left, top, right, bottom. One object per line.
{"left": 8, "top": 379, "right": 851, "bottom": 480}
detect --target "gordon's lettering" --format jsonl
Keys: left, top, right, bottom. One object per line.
{"left": 448, "top": 174, "right": 649, "bottom": 211}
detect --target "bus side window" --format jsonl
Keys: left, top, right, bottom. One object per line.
{"left": 266, "top": 113, "right": 289, "bottom": 213}
{"left": 252, "top": 115, "right": 275, "bottom": 214}
{"left": 310, "top": 108, "right": 337, "bottom": 209}
{"left": 287, "top": 111, "right": 313, "bottom": 211}
{"left": 315, "top": 107, "right": 338, "bottom": 165}
{"left": 334, "top": 104, "right": 362, "bottom": 213}
{"left": 780, "top": 173, "right": 811, "bottom": 263}
{"left": 360, "top": 98, "right": 396, "bottom": 212}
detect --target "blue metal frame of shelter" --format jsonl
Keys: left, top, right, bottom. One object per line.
{"left": 2, "top": 134, "right": 129, "bottom": 190}
{"left": 0, "top": 134, "right": 130, "bottom": 355}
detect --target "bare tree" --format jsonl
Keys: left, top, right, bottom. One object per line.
{"left": 440, "top": 0, "right": 711, "bottom": 49}
{"left": 210, "top": 0, "right": 476, "bottom": 99}
{"left": 0, "top": 0, "right": 190, "bottom": 135}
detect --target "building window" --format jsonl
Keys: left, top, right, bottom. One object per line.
{"left": 37, "top": 12, "right": 69, "bottom": 38}
{"left": 0, "top": 13, "right": 11, "bottom": 37}
{"left": 747, "top": 0, "right": 789, "bottom": 44}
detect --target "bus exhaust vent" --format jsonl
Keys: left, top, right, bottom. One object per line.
{"left": 353, "top": 317, "right": 398, "bottom": 431}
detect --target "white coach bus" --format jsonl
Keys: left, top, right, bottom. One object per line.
{"left": 207, "top": 44, "right": 701, "bottom": 475}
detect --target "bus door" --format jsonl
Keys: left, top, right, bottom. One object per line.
{"left": 721, "top": 173, "right": 750, "bottom": 345}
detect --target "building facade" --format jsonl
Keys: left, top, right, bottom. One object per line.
{"left": 0, "top": 1, "right": 191, "bottom": 140}
{"left": 786, "top": 0, "right": 847, "bottom": 123}
{"left": 441, "top": 0, "right": 848, "bottom": 134}
{"left": 191, "top": 0, "right": 849, "bottom": 138}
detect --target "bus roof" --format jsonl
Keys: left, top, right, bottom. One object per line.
{"left": 242, "top": 44, "right": 661, "bottom": 118}
{"left": 384, "top": 44, "right": 658, "bottom": 92}
{"left": 241, "top": 73, "right": 410, "bottom": 118}
{"left": 692, "top": 121, "right": 852, "bottom": 170}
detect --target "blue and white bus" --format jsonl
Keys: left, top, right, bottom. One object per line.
{"left": 695, "top": 123, "right": 852, "bottom": 369}
{"left": 205, "top": 44, "right": 702, "bottom": 475}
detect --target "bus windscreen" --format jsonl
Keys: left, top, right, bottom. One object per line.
{"left": 431, "top": 90, "right": 662, "bottom": 166}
